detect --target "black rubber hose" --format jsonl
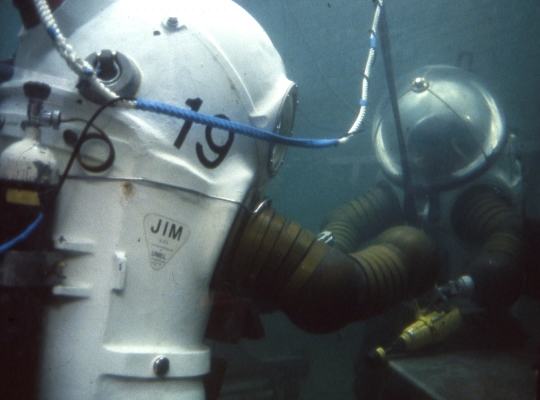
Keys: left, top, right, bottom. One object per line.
{"left": 222, "top": 208, "right": 438, "bottom": 333}
{"left": 452, "top": 185, "right": 524, "bottom": 308}
{"left": 378, "top": 3, "right": 417, "bottom": 225}
{"left": 321, "top": 181, "right": 404, "bottom": 253}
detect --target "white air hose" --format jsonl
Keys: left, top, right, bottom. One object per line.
{"left": 32, "top": 0, "right": 135, "bottom": 108}
{"left": 347, "top": 0, "right": 383, "bottom": 135}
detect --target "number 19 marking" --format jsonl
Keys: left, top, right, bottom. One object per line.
{"left": 174, "top": 98, "right": 235, "bottom": 169}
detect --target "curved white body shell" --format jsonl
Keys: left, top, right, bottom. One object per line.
{"left": 0, "top": 0, "right": 293, "bottom": 398}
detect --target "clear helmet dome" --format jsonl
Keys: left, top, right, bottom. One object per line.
{"left": 372, "top": 65, "right": 507, "bottom": 192}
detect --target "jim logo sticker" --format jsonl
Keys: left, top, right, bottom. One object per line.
{"left": 144, "top": 214, "right": 190, "bottom": 270}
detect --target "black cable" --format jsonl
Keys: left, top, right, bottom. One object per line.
{"left": 75, "top": 132, "right": 115, "bottom": 173}
{"left": 378, "top": 3, "right": 417, "bottom": 226}
{"left": 55, "top": 97, "right": 133, "bottom": 198}
{"left": 61, "top": 117, "right": 115, "bottom": 173}
{"left": 60, "top": 117, "right": 108, "bottom": 136}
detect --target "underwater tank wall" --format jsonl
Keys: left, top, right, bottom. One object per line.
{"left": 0, "top": 0, "right": 539, "bottom": 399}
{"left": 233, "top": 0, "right": 540, "bottom": 227}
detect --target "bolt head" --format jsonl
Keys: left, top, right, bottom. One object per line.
{"left": 411, "top": 77, "right": 429, "bottom": 93}
{"left": 167, "top": 17, "right": 179, "bottom": 28}
{"left": 153, "top": 356, "right": 170, "bottom": 377}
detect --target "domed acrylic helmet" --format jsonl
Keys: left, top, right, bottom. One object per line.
{"left": 372, "top": 65, "right": 506, "bottom": 193}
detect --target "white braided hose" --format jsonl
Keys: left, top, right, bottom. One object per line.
{"left": 347, "top": 0, "right": 383, "bottom": 135}
{"left": 32, "top": 0, "right": 135, "bottom": 108}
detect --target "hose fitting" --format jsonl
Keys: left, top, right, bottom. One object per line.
{"left": 320, "top": 181, "right": 403, "bottom": 253}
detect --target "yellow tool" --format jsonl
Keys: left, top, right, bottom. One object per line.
{"left": 371, "top": 305, "right": 463, "bottom": 362}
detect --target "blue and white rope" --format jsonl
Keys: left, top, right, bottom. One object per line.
{"left": 348, "top": 0, "right": 383, "bottom": 134}
{"left": 135, "top": 99, "right": 342, "bottom": 148}
{"left": 31, "top": 0, "right": 347, "bottom": 148}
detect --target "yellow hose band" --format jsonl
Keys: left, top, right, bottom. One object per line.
{"left": 271, "top": 228, "right": 317, "bottom": 301}
{"left": 242, "top": 212, "right": 287, "bottom": 289}
{"left": 278, "top": 240, "right": 331, "bottom": 306}
{"left": 255, "top": 220, "right": 303, "bottom": 294}
{"left": 229, "top": 207, "right": 275, "bottom": 287}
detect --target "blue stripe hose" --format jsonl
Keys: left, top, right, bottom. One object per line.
{"left": 135, "top": 98, "right": 345, "bottom": 149}
{"left": 32, "top": 0, "right": 350, "bottom": 148}
{"left": 0, "top": 213, "right": 44, "bottom": 255}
